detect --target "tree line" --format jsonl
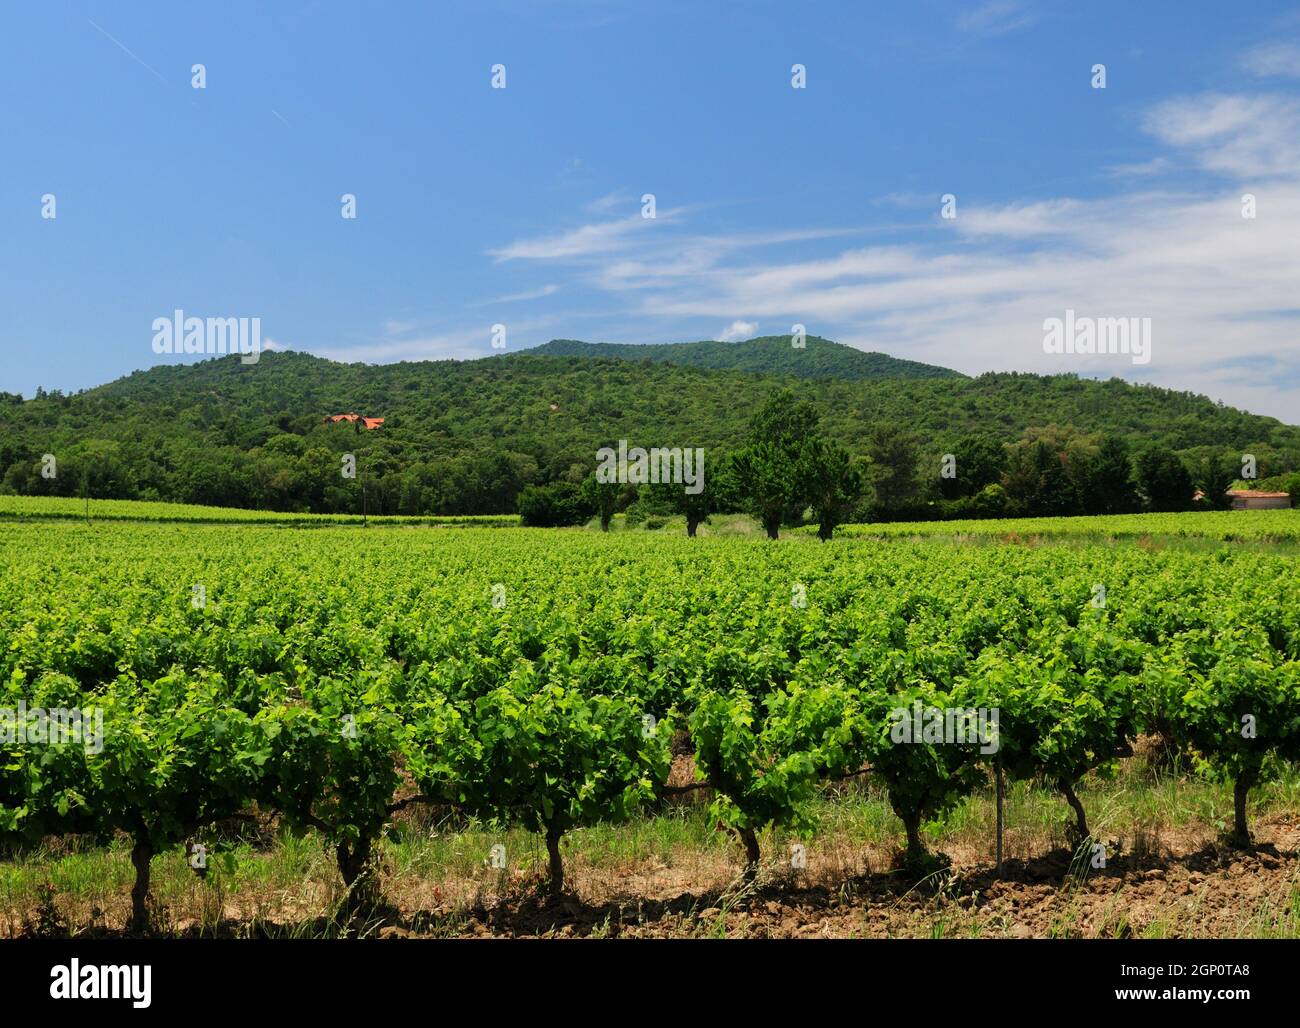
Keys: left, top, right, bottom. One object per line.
{"left": 519, "top": 390, "right": 1300, "bottom": 536}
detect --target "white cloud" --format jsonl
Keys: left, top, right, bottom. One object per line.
{"left": 1143, "top": 94, "right": 1300, "bottom": 179}
{"left": 954, "top": 199, "right": 1087, "bottom": 239}
{"left": 622, "top": 174, "right": 1300, "bottom": 417}
{"left": 480, "top": 81, "right": 1300, "bottom": 421}
{"left": 717, "top": 320, "right": 758, "bottom": 342}
{"left": 1241, "top": 41, "right": 1300, "bottom": 78}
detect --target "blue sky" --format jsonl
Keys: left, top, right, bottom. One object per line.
{"left": 4, "top": 0, "right": 1300, "bottom": 419}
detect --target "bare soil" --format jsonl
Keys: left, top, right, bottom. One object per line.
{"left": 396, "top": 815, "right": 1299, "bottom": 939}
{"left": 29, "top": 813, "right": 1291, "bottom": 940}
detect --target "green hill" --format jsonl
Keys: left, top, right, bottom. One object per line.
{"left": 2, "top": 343, "right": 1296, "bottom": 516}
{"left": 525, "top": 335, "right": 963, "bottom": 380}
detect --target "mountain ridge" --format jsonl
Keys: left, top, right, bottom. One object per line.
{"left": 521, "top": 335, "right": 964, "bottom": 380}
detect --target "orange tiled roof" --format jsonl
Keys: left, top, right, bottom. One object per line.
{"left": 1226, "top": 490, "right": 1290, "bottom": 498}
{"left": 325, "top": 413, "right": 384, "bottom": 429}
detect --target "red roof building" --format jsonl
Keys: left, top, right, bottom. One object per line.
{"left": 325, "top": 413, "right": 384, "bottom": 430}
{"left": 1225, "top": 489, "right": 1292, "bottom": 510}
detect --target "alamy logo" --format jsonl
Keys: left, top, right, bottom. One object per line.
{"left": 1043, "top": 309, "right": 1151, "bottom": 365}
{"left": 596, "top": 440, "right": 705, "bottom": 494}
{"left": 889, "top": 702, "right": 1000, "bottom": 754}
{"left": 50, "top": 960, "right": 151, "bottom": 1008}
{"left": 151, "top": 309, "right": 261, "bottom": 364}
{"left": 0, "top": 701, "right": 103, "bottom": 754}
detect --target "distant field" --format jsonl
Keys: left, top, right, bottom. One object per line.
{"left": 822, "top": 509, "right": 1300, "bottom": 544}
{"left": 4, "top": 496, "right": 1295, "bottom": 543}
{"left": 607, "top": 508, "right": 1300, "bottom": 543}
{"left": 0, "top": 495, "right": 520, "bottom": 528}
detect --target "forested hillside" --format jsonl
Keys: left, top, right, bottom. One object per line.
{"left": 526, "top": 335, "right": 964, "bottom": 380}
{"left": 2, "top": 341, "right": 1297, "bottom": 517}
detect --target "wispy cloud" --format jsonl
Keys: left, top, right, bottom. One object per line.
{"left": 954, "top": 198, "right": 1088, "bottom": 239}
{"left": 307, "top": 326, "right": 501, "bottom": 363}
{"left": 1241, "top": 41, "right": 1300, "bottom": 78}
{"left": 1105, "top": 156, "right": 1171, "bottom": 177}
{"left": 304, "top": 313, "right": 575, "bottom": 363}
{"left": 483, "top": 284, "right": 561, "bottom": 304}
{"left": 871, "top": 191, "right": 934, "bottom": 209}
{"left": 1143, "top": 93, "right": 1300, "bottom": 179}
{"left": 954, "top": 1, "right": 1037, "bottom": 38}
{"left": 585, "top": 191, "right": 632, "bottom": 214}
{"left": 480, "top": 71, "right": 1300, "bottom": 420}
{"left": 488, "top": 209, "right": 686, "bottom": 261}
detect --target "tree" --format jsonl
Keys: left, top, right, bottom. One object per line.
{"left": 801, "top": 438, "right": 864, "bottom": 540}
{"left": 1080, "top": 435, "right": 1138, "bottom": 515}
{"left": 676, "top": 485, "right": 712, "bottom": 537}
{"left": 580, "top": 475, "right": 620, "bottom": 531}
{"left": 517, "top": 482, "right": 591, "bottom": 527}
{"left": 1193, "top": 454, "right": 1236, "bottom": 510}
{"left": 1136, "top": 446, "right": 1193, "bottom": 512}
{"left": 749, "top": 388, "right": 821, "bottom": 446}
{"left": 864, "top": 423, "right": 920, "bottom": 509}
{"left": 733, "top": 390, "right": 822, "bottom": 539}
{"left": 938, "top": 436, "right": 1003, "bottom": 500}
{"left": 732, "top": 443, "right": 803, "bottom": 539}
{"left": 968, "top": 482, "right": 1008, "bottom": 518}
{"left": 650, "top": 476, "right": 715, "bottom": 537}
{"left": 708, "top": 454, "right": 745, "bottom": 514}
{"left": 1002, "top": 438, "right": 1074, "bottom": 516}
{"left": 1001, "top": 426, "right": 1109, "bottom": 517}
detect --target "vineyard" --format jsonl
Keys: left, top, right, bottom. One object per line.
{"left": 813, "top": 509, "right": 1300, "bottom": 545}
{"left": 4, "top": 494, "right": 1297, "bottom": 542}
{"left": 2, "top": 520, "right": 1299, "bottom": 934}
{"left": 0, "top": 495, "right": 520, "bottom": 528}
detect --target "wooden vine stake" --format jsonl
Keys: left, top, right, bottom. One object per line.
{"left": 995, "top": 755, "right": 1005, "bottom": 877}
